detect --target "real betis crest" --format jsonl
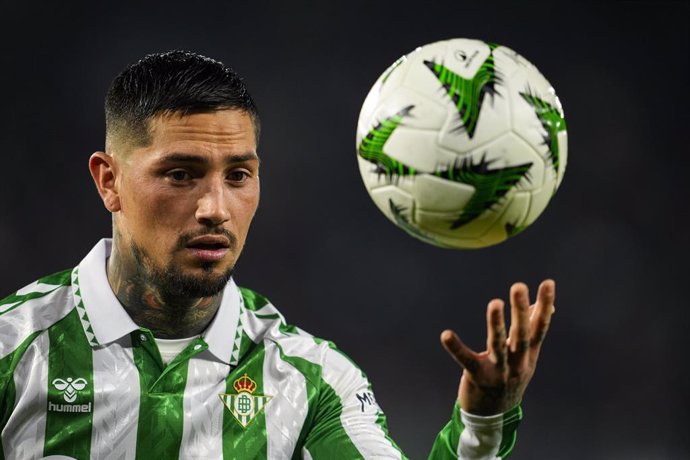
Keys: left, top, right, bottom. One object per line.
{"left": 219, "top": 373, "right": 271, "bottom": 428}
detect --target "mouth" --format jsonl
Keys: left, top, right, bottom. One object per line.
{"left": 185, "top": 235, "right": 231, "bottom": 262}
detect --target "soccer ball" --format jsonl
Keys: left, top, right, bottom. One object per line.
{"left": 356, "top": 38, "right": 567, "bottom": 249}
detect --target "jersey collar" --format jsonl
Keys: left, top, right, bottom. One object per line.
{"left": 75, "top": 238, "right": 242, "bottom": 366}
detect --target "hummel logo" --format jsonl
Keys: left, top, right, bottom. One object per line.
{"left": 48, "top": 377, "right": 91, "bottom": 414}
{"left": 52, "top": 377, "right": 87, "bottom": 403}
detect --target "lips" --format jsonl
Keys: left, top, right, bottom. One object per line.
{"left": 185, "top": 235, "right": 231, "bottom": 262}
{"left": 185, "top": 235, "right": 231, "bottom": 250}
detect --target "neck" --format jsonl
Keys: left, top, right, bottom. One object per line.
{"left": 106, "top": 241, "right": 222, "bottom": 339}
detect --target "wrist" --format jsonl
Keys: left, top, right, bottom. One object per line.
{"left": 456, "top": 401, "right": 522, "bottom": 420}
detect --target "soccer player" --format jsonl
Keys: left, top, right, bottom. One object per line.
{"left": 0, "top": 51, "right": 555, "bottom": 459}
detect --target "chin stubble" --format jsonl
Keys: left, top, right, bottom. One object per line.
{"left": 130, "top": 233, "right": 236, "bottom": 299}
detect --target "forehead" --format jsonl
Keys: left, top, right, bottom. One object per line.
{"left": 147, "top": 109, "right": 257, "bottom": 151}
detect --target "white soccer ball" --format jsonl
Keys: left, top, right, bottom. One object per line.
{"left": 356, "top": 38, "right": 567, "bottom": 249}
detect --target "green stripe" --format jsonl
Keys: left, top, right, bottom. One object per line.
{"left": 497, "top": 404, "right": 523, "bottom": 458}
{"left": 427, "top": 402, "right": 523, "bottom": 459}
{"left": 239, "top": 287, "right": 270, "bottom": 311}
{"left": 0, "top": 331, "right": 42, "bottom": 456}
{"left": 371, "top": 388, "right": 405, "bottom": 458}
{"left": 269, "top": 344, "right": 320, "bottom": 459}
{"left": 317, "top": 340, "right": 405, "bottom": 458}
{"left": 133, "top": 329, "right": 190, "bottom": 458}
{"left": 324, "top": 341, "right": 404, "bottom": 458}
{"left": 222, "top": 342, "right": 268, "bottom": 459}
{"left": 0, "top": 269, "right": 71, "bottom": 315}
{"left": 277, "top": 340, "right": 365, "bottom": 459}
{"left": 235, "top": 329, "right": 258, "bottom": 367}
{"left": 277, "top": 340, "right": 405, "bottom": 459}
{"left": 44, "top": 309, "right": 94, "bottom": 460}
{"left": 303, "top": 378, "right": 363, "bottom": 458}
{"left": 254, "top": 313, "right": 281, "bottom": 320}
{"left": 428, "top": 402, "right": 464, "bottom": 459}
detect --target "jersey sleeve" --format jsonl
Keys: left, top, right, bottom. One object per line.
{"left": 428, "top": 402, "right": 523, "bottom": 459}
{"left": 301, "top": 341, "right": 407, "bottom": 460}
{"left": 0, "top": 357, "right": 8, "bottom": 460}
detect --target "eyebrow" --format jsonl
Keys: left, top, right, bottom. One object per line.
{"left": 158, "top": 152, "right": 260, "bottom": 165}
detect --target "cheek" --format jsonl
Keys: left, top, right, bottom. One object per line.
{"left": 233, "top": 185, "right": 260, "bottom": 231}
{"left": 122, "top": 181, "right": 193, "bottom": 241}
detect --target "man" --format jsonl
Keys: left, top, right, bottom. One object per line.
{"left": 0, "top": 51, "right": 555, "bottom": 459}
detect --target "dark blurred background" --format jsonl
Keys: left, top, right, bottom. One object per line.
{"left": 1, "top": 1, "right": 688, "bottom": 458}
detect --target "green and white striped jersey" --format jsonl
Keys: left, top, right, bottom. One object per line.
{"left": 0, "top": 240, "right": 522, "bottom": 459}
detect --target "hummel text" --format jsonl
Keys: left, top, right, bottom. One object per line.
{"left": 48, "top": 401, "right": 92, "bottom": 413}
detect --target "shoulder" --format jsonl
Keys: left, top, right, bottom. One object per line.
{"left": 239, "top": 285, "right": 310, "bottom": 340}
{"left": 238, "top": 286, "right": 365, "bottom": 379}
{"left": 0, "top": 268, "right": 76, "bottom": 360}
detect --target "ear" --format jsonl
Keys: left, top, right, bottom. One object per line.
{"left": 89, "top": 152, "right": 121, "bottom": 212}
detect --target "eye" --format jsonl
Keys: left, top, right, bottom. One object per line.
{"left": 167, "top": 169, "right": 193, "bottom": 182}
{"left": 228, "top": 170, "right": 250, "bottom": 183}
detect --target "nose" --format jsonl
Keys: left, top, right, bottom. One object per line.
{"left": 195, "top": 178, "right": 230, "bottom": 226}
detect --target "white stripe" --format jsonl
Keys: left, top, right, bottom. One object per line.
{"left": 263, "top": 341, "right": 310, "bottom": 458}
{"left": 458, "top": 410, "right": 505, "bottom": 460}
{"left": 254, "top": 303, "right": 287, "bottom": 323}
{"left": 0, "top": 287, "right": 72, "bottom": 359}
{"left": 301, "top": 446, "right": 314, "bottom": 460}
{"left": 0, "top": 301, "right": 21, "bottom": 315}
{"left": 203, "top": 279, "right": 241, "bottom": 365}
{"left": 242, "top": 303, "right": 307, "bottom": 346}
{"left": 244, "top": 308, "right": 400, "bottom": 457}
{"left": 2, "top": 332, "right": 50, "bottom": 459}
{"left": 319, "top": 344, "right": 402, "bottom": 459}
{"left": 178, "top": 357, "right": 229, "bottom": 459}
{"left": 75, "top": 240, "right": 139, "bottom": 345}
{"left": 242, "top": 304, "right": 283, "bottom": 344}
{"left": 267, "top": 336, "right": 401, "bottom": 458}
{"left": 15, "top": 279, "right": 64, "bottom": 296}
{"left": 90, "top": 337, "right": 139, "bottom": 460}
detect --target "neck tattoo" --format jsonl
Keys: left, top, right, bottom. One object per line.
{"left": 106, "top": 243, "right": 223, "bottom": 339}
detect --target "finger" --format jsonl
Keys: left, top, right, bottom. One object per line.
{"left": 530, "top": 279, "right": 556, "bottom": 349}
{"left": 440, "top": 329, "right": 480, "bottom": 374}
{"left": 486, "top": 299, "right": 507, "bottom": 367}
{"left": 509, "top": 282, "right": 531, "bottom": 355}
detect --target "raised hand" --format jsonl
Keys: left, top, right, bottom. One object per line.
{"left": 440, "top": 280, "right": 556, "bottom": 415}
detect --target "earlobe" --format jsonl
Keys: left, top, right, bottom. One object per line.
{"left": 89, "top": 151, "right": 121, "bottom": 212}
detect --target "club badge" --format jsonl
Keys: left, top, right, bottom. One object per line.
{"left": 219, "top": 373, "right": 271, "bottom": 428}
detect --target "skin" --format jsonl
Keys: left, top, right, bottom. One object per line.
{"left": 89, "top": 109, "right": 260, "bottom": 338}
{"left": 441, "top": 279, "right": 556, "bottom": 415}
{"left": 89, "top": 106, "right": 553, "bottom": 415}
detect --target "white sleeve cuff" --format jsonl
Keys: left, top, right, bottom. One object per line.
{"left": 459, "top": 409, "right": 507, "bottom": 429}
{"left": 456, "top": 410, "right": 507, "bottom": 459}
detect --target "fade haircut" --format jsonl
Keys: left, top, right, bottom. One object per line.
{"left": 105, "top": 50, "right": 260, "bottom": 153}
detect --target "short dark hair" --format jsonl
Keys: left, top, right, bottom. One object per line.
{"left": 105, "top": 50, "right": 260, "bottom": 151}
